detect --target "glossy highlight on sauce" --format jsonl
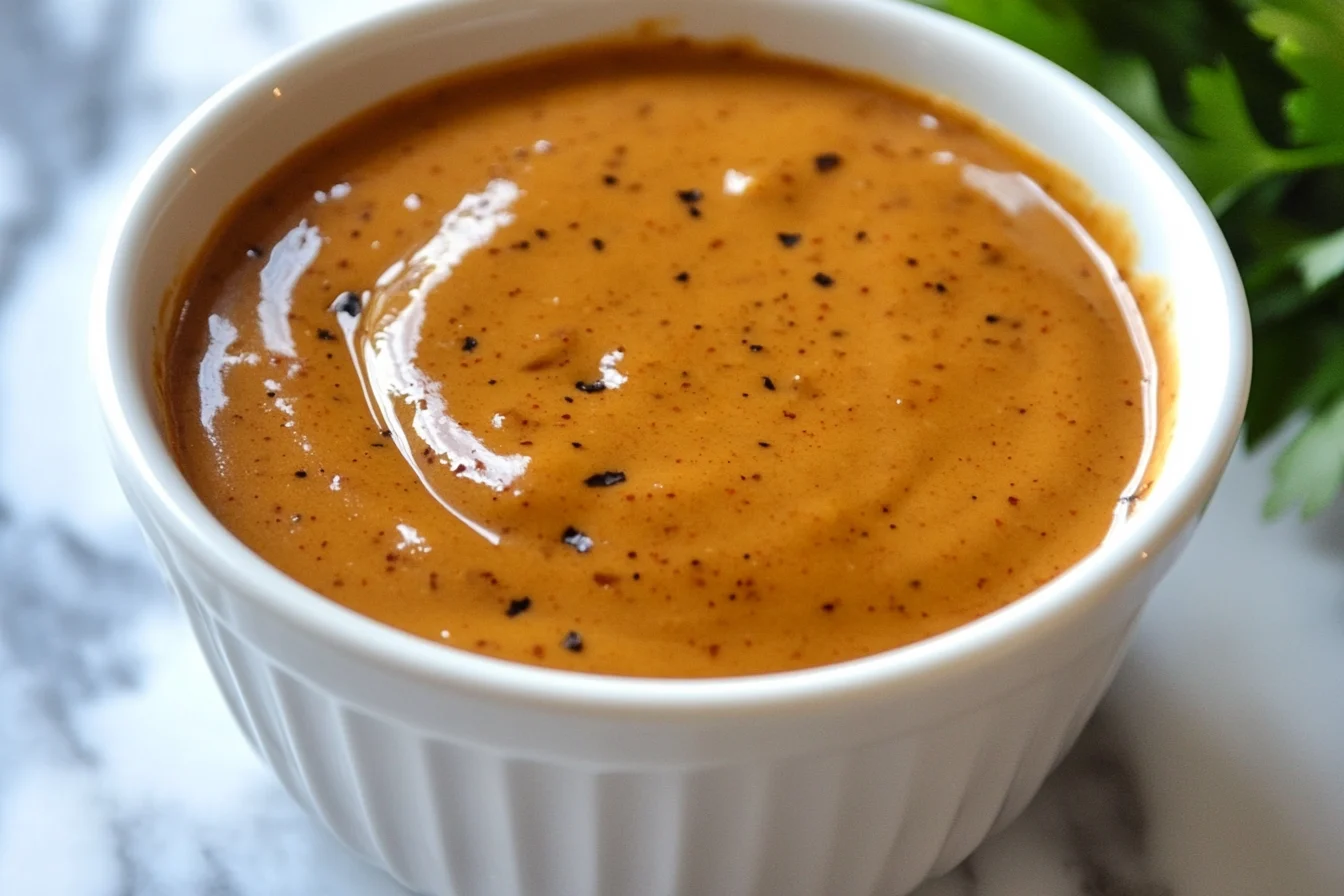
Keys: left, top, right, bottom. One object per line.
{"left": 163, "top": 39, "right": 1166, "bottom": 678}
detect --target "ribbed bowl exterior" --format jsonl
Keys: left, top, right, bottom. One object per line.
{"left": 123, "top": 469, "right": 1153, "bottom": 896}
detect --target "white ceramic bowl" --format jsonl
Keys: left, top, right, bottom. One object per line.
{"left": 90, "top": 1, "right": 1250, "bottom": 894}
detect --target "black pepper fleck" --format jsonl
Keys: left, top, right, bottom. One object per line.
{"left": 584, "top": 471, "right": 627, "bottom": 488}
{"left": 758, "top": 441, "right": 771, "bottom": 448}
{"left": 777, "top": 232, "right": 802, "bottom": 248}
{"left": 575, "top": 380, "right": 606, "bottom": 394}
{"left": 562, "top": 526, "right": 594, "bottom": 553}
{"left": 676, "top": 188, "right": 703, "bottom": 204}
{"left": 814, "top": 152, "right": 843, "bottom": 172}
{"left": 561, "top": 631, "right": 584, "bottom": 652}
{"left": 856, "top": 230, "right": 868, "bottom": 241}
{"left": 505, "top": 596, "right": 532, "bottom": 618}
{"left": 813, "top": 272, "right": 835, "bottom": 287}
{"left": 749, "top": 344, "right": 763, "bottom": 352}
{"left": 986, "top": 314, "right": 1001, "bottom": 323}
{"left": 294, "top": 470, "right": 307, "bottom": 479}
{"left": 934, "top": 282, "right": 948, "bottom": 294}
{"left": 603, "top": 174, "right": 619, "bottom": 186}
{"left": 675, "top": 271, "right": 690, "bottom": 283}
{"left": 762, "top": 376, "right": 776, "bottom": 391}
{"left": 591, "top": 237, "right": 605, "bottom": 251}
{"left": 689, "top": 206, "right": 702, "bottom": 218}
{"left": 316, "top": 328, "right": 335, "bottom": 341}
{"left": 462, "top": 336, "right": 478, "bottom": 352}
{"left": 334, "top": 291, "right": 362, "bottom": 316}
{"left": 571, "top": 441, "right": 583, "bottom": 448}
{"left": 535, "top": 228, "right": 550, "bottom": 239}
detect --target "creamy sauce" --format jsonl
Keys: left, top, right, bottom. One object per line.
{"left": 162, "top": 40, "right": 1166, "bottom": 678}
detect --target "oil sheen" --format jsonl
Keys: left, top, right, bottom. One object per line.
{"left": 163, "top": 40, "right": 1162, "bottom": 678}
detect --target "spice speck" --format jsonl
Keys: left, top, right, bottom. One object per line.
{"left": 814, "top": 152, "right": 843, "bottom": 172}
{"left": 334, "top": 291, "right": 362, "bottom": 316}
{"left": 561, "top": 631, "right": 584, "bottom": 652}
{"left": 462, "top": 336, "right": 478, "bottom": 352}
{"left": 505, "top": 596, "right": 532, "bottom": 618}
{"left": 585, "top": 471, "right": 627, "bottom": 488}
{"left": 562, "top": 526, "right": 594, "bottom": 553}
{"left": 777, "top": 232, "right": 802, "bottom": 248}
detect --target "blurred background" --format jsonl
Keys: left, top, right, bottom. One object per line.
{"left": 0, "top": 1, "right": 1341, "bottom": 894}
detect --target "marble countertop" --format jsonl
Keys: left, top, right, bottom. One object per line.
{"left": 1, "top": 1, "right": 1341, "bottom": 893}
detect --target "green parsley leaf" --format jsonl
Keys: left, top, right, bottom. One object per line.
{"left": 1246, "top": 318, "right": 1319, "bottom": 447}
{"left": 1250, "top": 0, "right": 1344, "bottom": 144}
{"left": 1098, "top": 56, "right": 1305, "bottom": 214}
{"left": 1096, "top": 54, "right": 1186, "bottom": 141}
{"left": 1295, "top": 226, "right": 1344, "bottom": 291}
{"left": 1181, "top": 61, "right": 1289, "bottom": 212}
{"left": 1293, "top": 330, "right": 1344, "bottom": 414}
{"left": 1243, "top": 225, "right": 1344, "bottom": 323}
{"left": 942, "top": 0, "right": 1103, "bottom": 79}
{"left": 1266, "top": 392, "right": 1344, "bottom": 518}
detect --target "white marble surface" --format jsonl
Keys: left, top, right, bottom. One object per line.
{"left": 1, "top": 1, "right": 1341, "bottom": 893}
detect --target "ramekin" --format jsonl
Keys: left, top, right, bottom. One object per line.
{"left": 90, "top": 1, "right": 1250, "bottom": 894}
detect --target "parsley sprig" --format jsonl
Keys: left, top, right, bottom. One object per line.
{"left": 935, "top": 0, "right": 1344, "bottom": 518}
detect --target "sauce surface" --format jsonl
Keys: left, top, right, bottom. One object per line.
{"left": 164, "top": 40, "right": 1161, "bottom": 678}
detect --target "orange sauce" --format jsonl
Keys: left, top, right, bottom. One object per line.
{"left": 162, "top": 40, "right": 1163, "bottom": 677}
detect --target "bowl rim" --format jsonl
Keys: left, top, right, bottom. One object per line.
{"left": 90, "top": 0, "right": 1250, "bottom": 717}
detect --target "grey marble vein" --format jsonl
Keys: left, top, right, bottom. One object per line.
{"left": 912, "top": 711, "right": 1169, "bottom": 896}
{"left": 1054, "top": 717, "right": 1170, "bottom": 896}
{"left": 0, "top": 514, "right": 162, "bottom": 764}
{"left": 239, "top": 0, "right": 289, "bottom": 41}
{"left": 0, "top": 0, "right": 140, "bottom": 300}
